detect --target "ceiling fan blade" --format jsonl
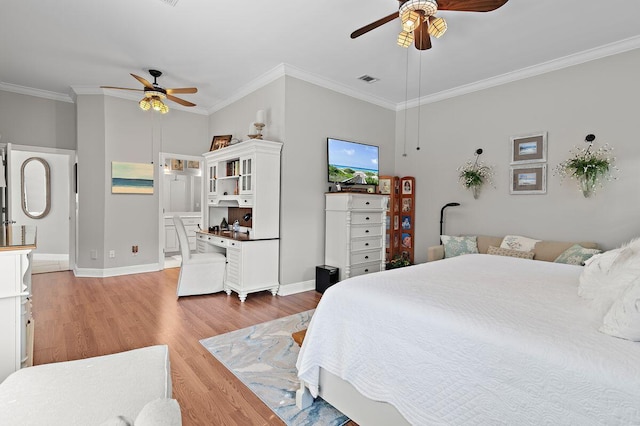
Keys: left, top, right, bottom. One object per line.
{"left": 131, "top": 73, "right": 154, "bottom": 88}
{"left": 166, "top": 87, "right": 198, "bottom": 95}
{"left": 100, "top": 86, "right": 144, "bottom": 92}
{"left": 351, "top": 11, "right": 400, "bottom": 39}
{"left": 437, "top": 0, "right": 508, "bottom": 12}
{"left": 167, "top": 94, "right": 196, "bottom": 107}
{"left": 414, "top": 20, "right": 432, "bottom": 50}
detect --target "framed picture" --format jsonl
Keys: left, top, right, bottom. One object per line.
{"left": 402, "top": 198, "right": 412, "bottom": 212}
{"left": 210, "top": 135, "right": 232, "bottom": 151}
{"left": 401, "top": 233, "right": 412, "bottom": 248}
{"left": 510, "top": 132, "right": 547, "bottom": 164}
{"left": 170, "top": 159, "right": 184, "bottom": 171}
{"left": 401, "top": 215, "right": 411, "bottom": 230}
{"left": 379, "top": 178, "right": 392, "bottom": 195}
{"left": 401, "top": 179, "right": 413, "bottom": 195}
{"left": 111, "top": 162, "right": 154, "bottom": 195}
{"left": 510, "top": 164, "right": 547, "bottom": 195}
{"left": 187, "top": 160, "right": 200, "bottom": 170}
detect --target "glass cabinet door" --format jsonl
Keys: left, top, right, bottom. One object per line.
{"left": 240, "top": 156, "right": 253, "bottom": 194}
{"left": 208, "top": 164, "right": 217, "bottom": 196}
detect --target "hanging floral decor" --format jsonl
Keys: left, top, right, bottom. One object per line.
{"left": 554, "top": 134, "right": 618, "bottom": 198}
{"left": 457, "top": 148, "right": 494, "bottom": 199}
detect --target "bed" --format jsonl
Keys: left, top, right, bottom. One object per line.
{"left": 296, "top": 254, "right": 640, "bottom": 425}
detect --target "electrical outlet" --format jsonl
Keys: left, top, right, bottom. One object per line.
{"left": 132, "top": 245, "right": 139, "bottom": 255}
{"left": 109, "top": 250, "right": 115, "bottom": 258}
{"left": 90, "top": 249, "right": 98, "bottom": 260}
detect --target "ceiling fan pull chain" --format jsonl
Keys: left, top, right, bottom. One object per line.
{"left": 403, "top": 47, "right": 411, "bottom": 157}
{"left": 416, "top": 50, "right": 423, "bottom": 151}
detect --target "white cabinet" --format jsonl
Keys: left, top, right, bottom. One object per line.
{"left": 0, "top": 226, "right": 35, "bottom": 382}
{"left": 203, "top": 140, "right": 282, "bottom": 240}
{"left": 196, "top": 232, "right": 279, "bottom": 302}
{"left": 164, "top": 215, "right": 202, "bottom": 253}
{"left": 324, "top": 193, "right": 387, "bottom": 281}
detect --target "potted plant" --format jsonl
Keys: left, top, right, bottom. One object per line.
{"left": 386, "top": 252, "right": 411, "bottom": 269}
{"left": 554, "top": 135, "right": 618, "bottom": 198}
{"left": 457, "top": 149, "right": 494, "bottom": 199}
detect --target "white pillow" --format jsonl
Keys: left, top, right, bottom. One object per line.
{"left": 579, "top": 238, "right": 640, "bottom": 314}
{"left": 500, "top": 235, "right": 540, "bottom": 252}
{"left": 600, "top": 276, "right": 640, "bottom": 341}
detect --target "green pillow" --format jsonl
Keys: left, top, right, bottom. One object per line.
{"left": 554, "top": 244, "right": 601, "bottom": 266}
{"left": 441, "top": 235, "right": 479, "bottom": 258}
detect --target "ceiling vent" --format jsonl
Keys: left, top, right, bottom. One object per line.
{"left": 158, "top": 0, "right": 179, "bottom": 6}
{"left": 358, "top": 75, "right": 379, "bottom": 84}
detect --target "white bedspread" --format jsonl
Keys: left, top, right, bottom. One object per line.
{"left": 296, "top": 254, "right": 640, "bottom": 425}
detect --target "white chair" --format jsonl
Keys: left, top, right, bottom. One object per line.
{"left": 173, "top": 216, "right": 226, "bottom": 297}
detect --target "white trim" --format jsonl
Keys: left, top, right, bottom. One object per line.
{"left": 277, "top": 279, "right": 315, "bottom": 296}
{"left": 32, "top": 253, "right": 69, "bottom": 261}
{"left": 399, "top": 35, "right": 640, "bottom": 111}
{"left": 74, "top": 262, "right": 160, "bottom": 278}
{"left": 0, "top": 82, "right": 74, "bottom": 103}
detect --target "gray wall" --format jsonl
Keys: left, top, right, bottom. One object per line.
{"left": 0, "top": 91, "right": 76, "bottom": 149}
{"left": 396, "top": 48, "right": 640, "bottom": 261}
{"left": 208, "top": 76, "right": 396, "bottom": 287}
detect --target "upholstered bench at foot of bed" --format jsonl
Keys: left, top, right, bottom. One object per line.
{"left": 0, "top": 345, "right": 180, "bottom": 426}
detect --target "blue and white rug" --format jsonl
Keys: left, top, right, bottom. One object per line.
{"left": 200, "top": 310, "right": 349, "bottom": 426}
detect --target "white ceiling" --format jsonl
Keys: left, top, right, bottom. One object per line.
{"left": 2, "top": 0, "right": 640, "bottom": 114}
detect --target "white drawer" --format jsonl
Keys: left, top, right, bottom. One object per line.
{"left": 226, "top": 239, "right": 241, "bottom": 248}
{"left": 197, "top": 233, "right": 227, "bottom": 248}
{"left": 351, "top": 237, "right": 382, "bottom": 251}
{"left": 352, "top": 212, "right": 384, "bottom": 225}
{"left": 351, "top": 225, "right": 382, "bottom": 239}
{"left": 351, "top": 195, "right": 386, "bottom": 211}
{"left": 351, "top": 250, "right": 382, "bottom": 265}
{"left": 239, "top": 197, "right": 253, "bottom": 207}
{"left": 350, "top": 262, "right": 381, "bottom": 277}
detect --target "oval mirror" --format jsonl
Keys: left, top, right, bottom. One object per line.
{"left": 21, "top": 157, "right": 51, "bottom": 219}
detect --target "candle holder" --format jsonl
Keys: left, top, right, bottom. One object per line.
{"left": 253, "top": 122, "right": 265, "bottom": 139}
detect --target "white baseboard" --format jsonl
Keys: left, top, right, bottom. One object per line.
{"left": 33, "top": 253, "right": 69, "bottom": 261}
{"left": 278, "top": 279, "right": 315, "bottom": 296}
{"left": 74, "top": 263, "right": 160, "bottom": 278}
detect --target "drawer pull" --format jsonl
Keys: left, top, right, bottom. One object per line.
{"left": 231, "top": 242, "right": 235, "bottom": 246}
{"left": 365, "top": 255, "right": 369, "bottom": 259}
{"left": 365, "top": 201, "right": 370, "bottom": 205}
{"left": 365, "top": 243, "right": 369, "bottom": 246}
{"left": 365, "top": 217, "right": 370, "bottom": 220}
{"left": 365, "top": 229, "right": 370, "bottom": 233}
{"left": 364, "top": 268, "right": 369, "bottom": 272}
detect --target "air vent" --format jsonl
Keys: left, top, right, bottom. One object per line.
{"left": 358, "top": 75, "right": 379, "bottom": 84}
{"left": 159, "top": 0, "right": 179, "bottom": 6}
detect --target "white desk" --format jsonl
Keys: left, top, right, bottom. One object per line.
{"left": 196, "top": 231, "right": 279, "bottom": 302}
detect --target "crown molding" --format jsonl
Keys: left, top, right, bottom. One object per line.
{"left": 0, "top": 82, "right": 74, "bottom": 103}
{"left": 398, "top": 35, "right": 640, "bottom": 111}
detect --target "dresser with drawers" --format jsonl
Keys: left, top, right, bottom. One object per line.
{"left": 324, "top": 193, "right": 387, "bottom": 281}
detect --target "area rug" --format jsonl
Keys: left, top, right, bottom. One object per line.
{"left": 200, "top": 310, "right": 349, "bottom": 426}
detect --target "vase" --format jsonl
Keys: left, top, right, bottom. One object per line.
{"left": 578, "top": 174, "right": 597, "bottom": 198}
{"left": 471, "top": 186, "right": 481, "bottom": 199}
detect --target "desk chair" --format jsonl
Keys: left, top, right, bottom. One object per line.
{"left": 173, "top": 216, "right": 226, "bottom": 297}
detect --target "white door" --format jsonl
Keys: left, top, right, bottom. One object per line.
{"left": 7, "top": 144, "right": 74, "bottom": 272}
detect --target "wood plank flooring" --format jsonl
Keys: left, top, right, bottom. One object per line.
{"left": 31, "top": 269, "right": 323, "bottom": 426}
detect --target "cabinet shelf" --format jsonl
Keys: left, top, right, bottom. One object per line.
{"left": 217, "top": 175, "right": 239, "bottom": 181}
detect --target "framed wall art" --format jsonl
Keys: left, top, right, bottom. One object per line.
{"left": 510, "top": 164, "right": 547, "bottom": 195}
{"left": 510, "top": 132, "right": 547, "bottom": 164}
{"left": 210, "top": 135, "right": 232, "bottom": 151}
{"left": 111, "top": 162, "right": 154, "bottom": 194}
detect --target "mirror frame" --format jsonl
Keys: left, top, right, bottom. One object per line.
{"left": 21, "top": 157, "right": 51, "bottom": 219}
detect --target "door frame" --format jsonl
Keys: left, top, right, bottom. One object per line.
{"left": 6, "top": 143, "right": 77, "bottom": 271}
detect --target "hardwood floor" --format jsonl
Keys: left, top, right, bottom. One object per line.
{"left": 32, "top": 269, "right": 322, "bottom": 425}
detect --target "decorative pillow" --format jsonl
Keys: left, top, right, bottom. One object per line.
{"left": 554, "top": 244, "right": 602, "bottom": 266}
{"left": 487, "top": 245, "right": 535, "bottom": 260}
{"left": 579, "top": 238, "right": 640, "bottom": 314}
{"left": 500, "top": 235, "right": 541, "bottom": 252}
{"left": 600, "top": 276, "right": 640, "bottom": 341}
{"left": 441, "top": 235, "right": 478, "bottom": 258}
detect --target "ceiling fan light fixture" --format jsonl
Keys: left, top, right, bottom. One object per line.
{"left": 397, "top": 30, "right": 414, "bottom": 48}
{"left": 399, "top": 0, "right": 438, "bottom": 19}
{"left": 160, "top": 103, "right": 169, "bottom": 114}
{"left": 145, "top": 90, "right": 166, "bottom": 99}
{"left": 427, "top": 16, "right": 447, "bottom": 38}
{"left": 139, "top": 98, "right": 151, "bottom": 111}
{"left": 151, "top": 97, "right": 164, "bottom": 111}
{"left": 401, "top": 10, "right": 422, "bottom": 32}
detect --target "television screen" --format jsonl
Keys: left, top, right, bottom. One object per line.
{"left": 327, "top": 138, "right": 379, "bottom": 185}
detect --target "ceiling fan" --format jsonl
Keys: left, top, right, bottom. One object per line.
{"left": 101, "top": 69, "right": 197, "bottom": 113}
{"left": 351, "top": 0, "right": 509, "bottom": 50}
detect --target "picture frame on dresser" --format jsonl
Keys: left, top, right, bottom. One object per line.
{"left": 210, "top": 135, "right": 232, "bottom": 151}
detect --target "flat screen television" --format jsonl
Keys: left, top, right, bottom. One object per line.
{"left": 327, "top": 138, "right": 379, "bottom": 185}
